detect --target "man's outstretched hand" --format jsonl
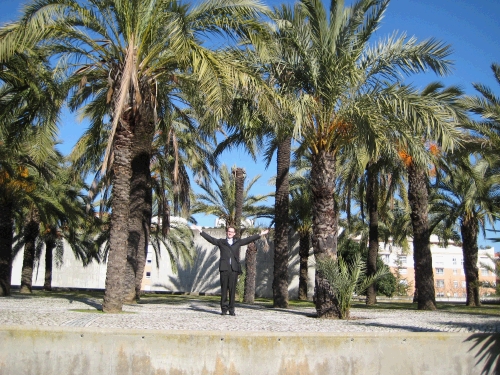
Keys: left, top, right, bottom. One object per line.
{"left": 260, "top": 229, "right": 269, "bottom": 236}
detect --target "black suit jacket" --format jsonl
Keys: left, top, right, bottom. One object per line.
{"left": 200, "top": 231, "right": 261, "bottom": 273}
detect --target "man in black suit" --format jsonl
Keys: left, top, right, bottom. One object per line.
{"left": 191, "top": 225, "right": 269, "bottom": 316}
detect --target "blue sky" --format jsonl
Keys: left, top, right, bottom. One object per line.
{"left": 1, "top": 0, "right": 499, "bottom": 244}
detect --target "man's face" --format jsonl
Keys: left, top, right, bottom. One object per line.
{"left": 227, "top": 228, "right": 236, "bottom": 239}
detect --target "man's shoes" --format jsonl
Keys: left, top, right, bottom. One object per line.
{"left": 221, "top": 310, "right": 228, "bottom": 315}
{"left": 229, "top": 311, "right": 236, "bottom": 316}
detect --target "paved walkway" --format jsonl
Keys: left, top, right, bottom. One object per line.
{"left": 1, "top": 294, "right": 499, "bottom": 334}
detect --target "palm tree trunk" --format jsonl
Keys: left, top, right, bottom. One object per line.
{"left": 102, "top": 118, "right": 134, "bottom": 313}
{"left": 122, "top": 110, "right": 154, "bottom": 304}
{"left": 408, "top": 162, "right": 436, "bottom": 310}
{"left": 273, "top": 135, "right": 291, "bottom": 308}
{"left": 43, "top": 239, "right": 55, "bottom": 291}
{"left": 298, "top": 233, "right": 310, "bottom": 301}
{"left": 20, "top": 209, "right": 40, "bottom": 294}
{"left": 233, "top": 167, "right": 245, "bottom": 237}
{"left": 311, "top": 150, "right": 341, "bottom": 318}
{"left": 0, "top": 200, "right": 14, "bottom": 296}
{"left": 366, "top": 164, "right": 378, "bottom": 305}
{"left": 461, "top": 218, "right": 481, "bottom": 306}
{"left": 243, "top": 241, "right": 257, "bottom": 304}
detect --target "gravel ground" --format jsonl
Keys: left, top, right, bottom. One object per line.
{"left": 1, "top": 294, "right": 499, "bottom": 334}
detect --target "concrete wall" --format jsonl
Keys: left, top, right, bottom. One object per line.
{"left": 11, "top": 228, "right": 316, "bottom": 299}
{"left": 149, "top": 229, "right": 315, "bottom": 299}
{"left": 1, "top": 326, "right": 498, "bottom": 375}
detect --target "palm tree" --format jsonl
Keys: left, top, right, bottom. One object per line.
{"left": 289, "top": 176, "right": 313, "bottom": 300}
{"left": 396, "top": 83, "right": 465, "bottom": 310}
{"left": 272, "top": 0, "right": 454, "bottom": 317}
{"left": 13, "top": 153, "right": 102, "bottom": 293}
{"left": 0, "top": 47, "right": 63, "bottom": 296}
{"left": 193, "top": 165, "right": 273, "bottom": 228}
{"left": 460, "top": 63, "right": 500, "bottom": 159}
{"left": 431, "top": 157, "right": 500, "bottom": 306}
{"left": 0, "top": 0, "right": 271, "bottom": 311}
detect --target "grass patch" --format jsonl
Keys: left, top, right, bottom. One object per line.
{"left": 350, "top": 299, "right": 500, "bottom": 316}
{"left": 138, "top": 293, "right": 221, "bottom": 305}
{"left": 68, "top": 308, "right": 104, "bottom": 313}
{"left": 68, "top": 308, "right": 136, "bottom": 314}
{"left": 15, "top": 289, "right": 105, "bottom": 300}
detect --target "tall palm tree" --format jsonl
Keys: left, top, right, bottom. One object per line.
{"left": 0, "top": 47, "right": 63, "bottom": 296}
{"left": 273, "top": 0, "right": 454, "bottom": 317}
{"left": 0, "top": 0, "right": 271, "bottom": 311}
{"left": 431, "top": 157, "right": 500, "bottom": 306}
{"left": 193, "top": 164, "right": 273, "bottom": 229}
{"left": 395, "top": 83, "right": 465, "bottom": 310}
{"left": 289, "top": 174, "right": 313, "bottom": 300}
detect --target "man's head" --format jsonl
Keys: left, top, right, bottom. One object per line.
{"left": 226, "top": 226, "right": 236, "bottom": 239}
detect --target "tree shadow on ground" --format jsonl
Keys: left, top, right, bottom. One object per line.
{"left": 230, "top": 302, "right": 317, "bottom": 318}
{"left": 351, "top": 301, "right": 500, "bottom": 317}
{"left": 465, "top": 333, "right": 500, "bottom": 375}
{"left": 355, "top": 319, "right": 500, "bottom": 333}
{"left": 165, "top": 245, "right": 220, "bottom": 293}
{"left": 7, "top": 291, "right": 103, "bottom": 309}
{"left": 187, "top": 302, "right": 222, "bottom": 316}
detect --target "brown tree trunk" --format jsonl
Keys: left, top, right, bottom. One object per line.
{"left": 102, "top": 115, "right": 134, "bottom": 313}
{"left": 233, "top": 167, "right": 245, "bottom": 238}
{"left": 366, "top": 164, "right": 378, "bottom": 305}
{"left": 122, "top": 105, "right": 154, "bottom": 304}
{"left": 20, "top": 209, "right": 40, "bottom": 294}
{"left": 233, "top": 167, "right": 245, "bottom": 268}
{"left": 461, "top": 218, "right": 481, "bottom": 306}
{"left": 0, "top": 200, "right": 14, "bottom": 296}
{"left": 243, "top": 241, "right": 257, "bottom": 304}
{"left": 43, "top": 238, "right": 55, "bottom": 291}
{"left": 298, "top": 233, "right": 310, "bottom": 301}
{"left": 408, "top": 162, "right": 436, "bottom": 310}
{"left": 311, "top": 150, "right": 341, "bottom": 318}
{"left": 273, "top": 135, "right": 291, "bottom": 308}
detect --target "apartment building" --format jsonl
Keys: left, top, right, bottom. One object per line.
{"left": 379, "top": 235, "right": 497, "bottom": 298}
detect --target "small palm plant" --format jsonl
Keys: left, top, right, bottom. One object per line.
{"left": 316, "top": 253, "right": 389, "bottom": 319}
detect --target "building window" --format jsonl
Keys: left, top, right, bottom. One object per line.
{"left": 398, "top": 255, "right": 407, "bottom": 265}
{"left": 453, "top": 293, "right": 458, "bottom": 297}
{"left": 435, "top": 256, "right": 444, "bottom": 267}
{"left": 481, "top": 268, "right": 489, "bottom": 276}
{"left": 435, "top": 268, "right": 444, "bottom": 275}
{"left": 382, "top": 254, "right": 390, "bottom": 264}
{"left": 453, "top": 281, "right": 458, "bottom": 288}
{"left": 147, "top": 259, "right": 152, "bottom": 264}
{"left": 436, "top": 292, "right": 445, "bottom": 297}
{"left": 400, "top": 268, "right": 407, "bottom": 275}
{"left": 453, "top": 269, "right": 458, "bottom": 275}
{"left": 436, "top": 279, "right": 445, "bottom": 288}
{"left": 462, "top": 281, "right": 466, "bottom": 288}
{"left": 452, "top": 257, "right": 457, "bottom": 266}
{"left": 145, "top": 271, "right": 151, "bottom": 279}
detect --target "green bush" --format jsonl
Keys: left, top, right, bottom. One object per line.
{"left": 236, "top": 267, "right": 246, "bottom": 302}
{"left": 316, "top": 253, "right": 389, "bottom": 319}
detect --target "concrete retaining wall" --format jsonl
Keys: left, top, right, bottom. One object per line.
{"left": 1, "top": 326, "right": 498, "bottom": 375}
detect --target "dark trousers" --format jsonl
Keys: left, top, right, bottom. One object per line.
{"left": 220, "top": 270, "right": 238, "bottom": 312}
